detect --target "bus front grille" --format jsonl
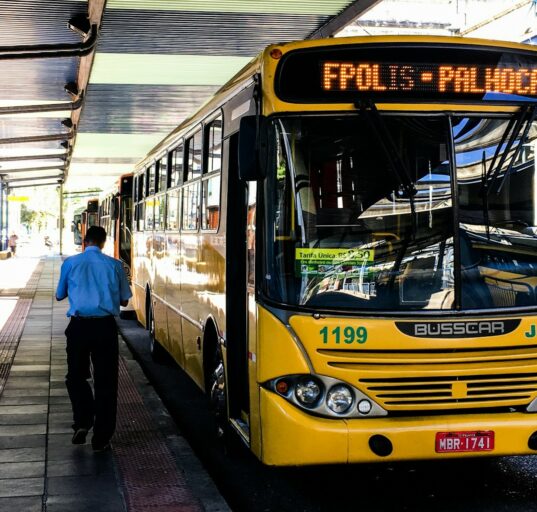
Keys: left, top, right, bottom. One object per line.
{"left": 318, "top": 347, "right": 537, "bottom": 411}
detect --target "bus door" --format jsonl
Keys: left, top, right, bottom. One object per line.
{"left": 225, "top": 132, "right": 251, "bottom": 430}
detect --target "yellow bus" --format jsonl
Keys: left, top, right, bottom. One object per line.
{"left": 99, "top": 173, "right": 135, "bottom": 317}
{"left": 80, "top": 198, "right": 98, "bottom": 250}
{"left": 131, "top": 35, "right": 537, "bottom": 465}
{"left": 99, "top": 173, "right": 134, "bottom": 274}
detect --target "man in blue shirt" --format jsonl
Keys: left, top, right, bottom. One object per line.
{"left": 56, "top": 226, "right": 132, "bottom": 451}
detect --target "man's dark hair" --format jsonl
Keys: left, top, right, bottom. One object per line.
{"left": 85, "top": 226, "right": 107, "bottom": 245}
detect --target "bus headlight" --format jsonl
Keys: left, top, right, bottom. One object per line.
{"left": 295, "top": 378, "right": 322, "bottom": 406}
{"left": 327, "top": 385, "right": 354, "bottom": 414}
{"left": 265, "top": 374, "right": 387, "bottom": 418}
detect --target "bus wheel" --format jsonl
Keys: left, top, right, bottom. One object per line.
{"left": 148, "top": 301, "right": 166, "bottom": 363}
{"left": 209, "top": 344, "right": 227, "bottom": 440}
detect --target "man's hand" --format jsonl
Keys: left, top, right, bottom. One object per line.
{"left": 120, "top": 299, "right": 129, "bottom": 307}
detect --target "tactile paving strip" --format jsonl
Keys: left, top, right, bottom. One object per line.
{"left": 114, "top": 357, "right": 203, "bottom": 512}
{"left": 0, "top": 261, "right": 43, "bottom": 396}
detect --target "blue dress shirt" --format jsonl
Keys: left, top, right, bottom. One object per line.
{"left": 56, "top": 246, "right": 132, "bottom": 317}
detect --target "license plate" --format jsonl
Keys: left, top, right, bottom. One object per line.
{"left": 435, "top": 431, "right": 494, "bottom": 453}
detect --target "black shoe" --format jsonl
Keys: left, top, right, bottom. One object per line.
{"left": 71, "top": 428, "right": 88, "bottom": 445}
{"left": 92, "top": 439, "right": 111, "bottom": 452}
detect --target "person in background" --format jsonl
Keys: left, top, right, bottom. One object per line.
{"left": 44, "top": 235, "right": 53, "bottom": 250}
{"left": 8, "top": 232, "right": 18, "bottom": 256}
{"left": 55, "top": 226, "right": 132, "bottom": 452}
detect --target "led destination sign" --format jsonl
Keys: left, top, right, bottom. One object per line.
{"left": 322, "top": 62, "right": 537, "bottom": 96}
{"left": 275, "top": 44, "right": 537, "bottom": 103}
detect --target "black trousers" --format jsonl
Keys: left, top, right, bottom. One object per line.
{"left": 65, "top": 316, "right": 118, "bottom": 443}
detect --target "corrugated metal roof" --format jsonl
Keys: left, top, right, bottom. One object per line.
{"left": 78, "top": 84, "right": 219, "bottom": 133}
{"left": 0, "top": 0, "right": 87, "bottom": 45}
{"left": 0, "top": 0, "right": 104, "bottom": 187}
{"left": 70, "top": 0, "right": 366, "bottom": 189}
{"left": 0, "top": 59, "right": 78, "bottom": 101}
{"left": 0, "top": 118, "right": 71, "bottom": 139}
{"left": 0, "top": 0, "right": 372, "bottom": 189}
{"left": 98, "top": 11, "right": 333, "bottom": 56}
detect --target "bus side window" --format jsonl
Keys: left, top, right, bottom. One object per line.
{"left": 201, "top": 115, "right": 222, "bottom": 231}
{"left": 207, "top": 116, "right": 222, "bottom": 174}
{"left": 201, "top": 175, "right": 221, "bottom": 230}
{"left": 247, "top": 182, "right": 256, "bottom": 285}
{"left": 147, "top": 165, "right": 155, "bottom": 196}
{"left": 168, "top": 144, "right": 183, "bottom": 189}
{"left": 145, "top": 199, "right": 154, "bottom": 231}
{"left": 158, "top": 156, "right": 167, "bottom": 193}
{"left": 182, "top": 182, "right": 200, "bottom": 231}
{"left": 138, "top": 173, "right": 145, "bottom": 202}
{"left": 166, "top": 189, "right": 180, "bottom": 230}
{"left": 137, "top": 202, "right": 145, "bottom": 231}
{"left": 186, "top": 130, "right": 202, "bottom": 181}
{"left": 154, "top": 195, "right": 166, "bottom": 231}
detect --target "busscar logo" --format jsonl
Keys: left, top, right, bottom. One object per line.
{"left": 395, "top": 320, "right": 521, "bottom": 338}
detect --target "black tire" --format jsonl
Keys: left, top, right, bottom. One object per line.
{"left": 209, "top": 343, "right": 227, "bottom": 440}
{"left": 207, "top": 341, "right": 246, "bottom": 456}
{"left": 147, "top": 299, "right": 167, "bottom": 363}
{"left": 209, "top": 342, "right": 243, "bottom": 455}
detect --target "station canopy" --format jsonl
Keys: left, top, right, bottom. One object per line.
{"left": 0, "top": 0, "right": 535, "bottom": 192}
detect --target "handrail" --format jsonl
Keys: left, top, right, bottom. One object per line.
{"left": 0, "top": 165, "right": 66, "bottom": 174}
{"left": 0, "top": 96, "right": 83, "bottom": 115}
{"left": 6, "top": 174, "right": 64, "bottom": 183}
{"left": 8, "top": 181, "right": 63, "bottom": 189}
{"left": 0, "top": 25, "right": 98, "bottom": 60}
{"left": 0, "top": 132, "right": 74, "bottom": 144}
{"left": 0, "top": 153, "right": 67, "bottom": 162}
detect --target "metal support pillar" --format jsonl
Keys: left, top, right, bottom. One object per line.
{"left": 0, "top": 177, "right": 3, "bottom": 250}
{"left": 3, "top": 184, "right": 9, "bottom": 251}
{"left": 59, "top": 183, "right": 64, "bottom": 255}
{"left": 0, "top": 179, "right": 8, "bottom": 251}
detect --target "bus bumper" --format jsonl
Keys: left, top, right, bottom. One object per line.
{"left": 259, "top": 389, "right": 537, "bottom": 466}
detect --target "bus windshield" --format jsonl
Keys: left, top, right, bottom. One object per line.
{"left": 264, "top": 113, "right": 537, "bottom": 311}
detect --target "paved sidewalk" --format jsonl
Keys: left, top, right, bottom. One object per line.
{"left": 0, "top": 257, "right": 229, "bottom": 512}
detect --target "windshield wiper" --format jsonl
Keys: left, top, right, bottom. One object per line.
{"left": 495, "top": 106, "right": 537, "bottom": 194}
{"left": 484, "top": 105, "right": 537, "bottom": 196}
{"left": 356, "top": 100, "right": 417, "bottom": 238}
{"left": 480, "top": 150, "right": 491, "bottom": 240}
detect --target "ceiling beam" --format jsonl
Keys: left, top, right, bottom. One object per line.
{"left": 0, "top": 132, "right": 74, "bottom": 145}
{"left": 308, "top": 0, "right": 384, "bottom": 39}
{"left": 0, "top": 165, "right": 66, "bottom": 174}
{"left": 0, "top": 153, "right": 67, "bottom": 162}
{"left": 5, "top": 174, "right": 63, "bottom": 183}
{"left": 8, "top": 181, "right": 61, "bottom": 189}
{"left": 66, "top": 0, "right": 107, "bottom": 185}
{"left": 0, "top": 97, "right": 83, "bottom": 116}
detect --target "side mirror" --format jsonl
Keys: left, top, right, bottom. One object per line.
{"left": 239, "top": 115, "right": 268, "bottom": 181}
